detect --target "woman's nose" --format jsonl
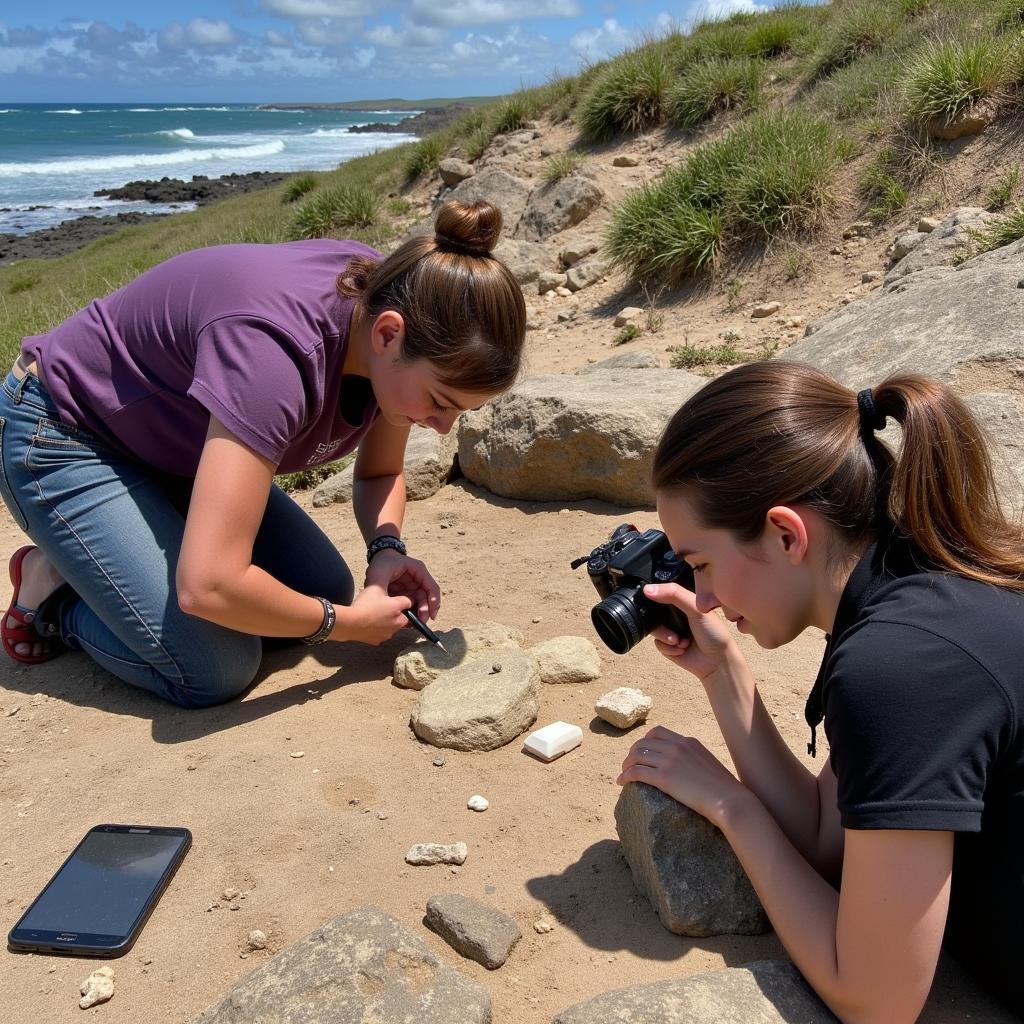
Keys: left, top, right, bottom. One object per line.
{"left": 694, "top": 582, "right": 719, "bottom": 615}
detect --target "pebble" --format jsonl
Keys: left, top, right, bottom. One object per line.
{"left": 534, "top": 918, "right": 555, "bottom": 934}
{"left": 376, "top": 811, "right": 389, "bottom": 820}
{"left": 432, "top": 756, "right": 446, "bottom": 767}
{"left": 751, "top": 301, "right": 781, "bottom": 318}
{"left": 79, "top": 966, "right": 115, "bottom": 1009}
{"left": 467, "top": 795, "right": 489, "bottom": 812}
{"left": 531, "top": 616, "right": 541, "bottom": 623}
{"left": 246, "top": 930, "right": 267, "bottom": 951}
{"left": 222, "top": 888, "right": 239, "bottom": 900}
{"left": 289, "top": 751, "right": 305, "bottom": 758}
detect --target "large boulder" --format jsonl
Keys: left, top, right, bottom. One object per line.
{"left": 552, "top": 960, "right": 835, "bottom": 1024}
{"left": 615, "top": 782, "right": 769, "bottom": 937}
{"left": 515, "top": 175, "right": 604, "bottom": 242}
{"left": 457, "top": 369, "right": 705, "bottom": 506}
{"left": 443, "top": 168, "right": 532, "bottom": 237}
{"left": 493, "top": 237, "right": 555, "bottom": 286}
{"left": 196, "top": 907, "right": 490, "bottom": 1024}
{"left": 788, "top": 235, "right": 1024, "bottom": 512}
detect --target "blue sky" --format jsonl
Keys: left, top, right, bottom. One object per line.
{"left": 1, "top": 1, "right": 821, "bottom": 103}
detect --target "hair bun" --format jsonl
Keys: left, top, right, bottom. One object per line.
{"left": 434, "top": 200, "right": 503, "bottom": 257}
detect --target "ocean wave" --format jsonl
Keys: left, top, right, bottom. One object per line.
{"left": 159, "top": 106, "right": 234, "bottom": 112}
{"left": 0, "top": 140, "right": 287, "bottom": 178}
{"left": 129, "top": 108, "right": 157, "bottom": 112}
{"left": 47, "top": 108, "right": 82, "bottom": 115}
{"left": 158, "top": 128, "right": 196, "bottom": 140}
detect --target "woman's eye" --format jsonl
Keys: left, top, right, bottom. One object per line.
{"left": 690, "top": 563, "right": 707, "bottom": 575}
{"left": 433, "top": 399, "right": 454, "bottom": 413}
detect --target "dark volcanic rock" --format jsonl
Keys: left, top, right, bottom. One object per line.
{"left": 0, "top": 212, "right": 171, "bottom": 266}
{"left": 95, "top": 170, "right": 289, "bottom": 205}
{"left": 347, "top": 104, "right": 473, "bottom": 136}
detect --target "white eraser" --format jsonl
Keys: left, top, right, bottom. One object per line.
{"left": 523, "top": 721, "right": 583, "bottom": 762}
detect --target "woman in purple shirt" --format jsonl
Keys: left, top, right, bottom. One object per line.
{"left": 0, "top": 200, "right": 526, "bottom": 708}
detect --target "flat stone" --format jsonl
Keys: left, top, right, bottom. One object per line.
{"left": 594, "top": 687, "right": 652, "bottom": 729}
{"left": 529, "top": 635, "right": 601, "bottom": 685}
{"left": 751, "top": 301, "right": 781, "bottom": 318}
{"left": 393, "top": 621, "right": 523, "bottom": 690}
{"left": 425, "top": 893, "right": 522, "bottom": 969}
{"left": 406, "top": 842, "right": 469, "bottom": 866}
{"left": 613, "top": 306, "right": 644, "bottom": 327}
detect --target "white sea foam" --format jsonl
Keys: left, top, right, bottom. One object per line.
{"left": 159, "top": 128, "right": 196, "bottom": 139}
{"left": 47, "top": 108, "right": 82, "bottom": 115}
{"left": 129, "top": 107, "right": 157, "bottom": 112}
{"left": 0, "top": 140, "right": 287, "bottom": 178}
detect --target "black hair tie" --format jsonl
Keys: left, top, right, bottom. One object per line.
{"left": 857, "top": 388, "right": 887, "bottom": 433}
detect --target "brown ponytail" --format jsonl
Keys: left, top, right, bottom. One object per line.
{"left": 338, "top": 200, "right": 526, "bottom": 393}
{"left": 653, "top": 360, "right": 1024, "bottom": 590}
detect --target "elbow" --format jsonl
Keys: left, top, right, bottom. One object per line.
{"left": 176, "top": 568, "right": 223, "bottom": 620}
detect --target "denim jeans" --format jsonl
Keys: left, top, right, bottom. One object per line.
{"left": 0, "top": 369, "right": 354, "bottom": 708}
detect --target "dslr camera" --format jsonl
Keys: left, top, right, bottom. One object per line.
{"left": 572, "top": 524, "right": 694, "bottom": 655}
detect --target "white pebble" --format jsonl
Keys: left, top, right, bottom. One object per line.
{"left": 467, "top": 795, "right": 489, "bottom": 812}
{"left": 79, "top": 966, "right": 115, "bottom": 1009}
{"left": 246, "top": 930, "right": 267, "bottom": 951}
{"left": 533, "top": 918, "right": 555, "bottom": 934}
{"left": 289, "top": 751, "right": 305, "bottom": 758}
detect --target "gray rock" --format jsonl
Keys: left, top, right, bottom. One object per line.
{"left": 439, "top": 158, "right": 475, "bottom": 188}
{"left": 196, "top": 907, "right": 490, "bottom": 1024}
{"left": 444, "top": 168, "right": 533, "bottom": 237}
{"left": 887, "top": 207, "right": 993, "bottom": 280}
{"left": 410, "top": 648, "right": 540, "bottom": 750}
{"left": 790, "top": 236, "right": 1024, "bottom": 512}
{"left": 614, "top": 306, "right": 644, "bottom": 327}
{"left": 529, "top": 635, "right": 601, "bottom": 685}
{"left": 312, "top": 429, "right": 457, "bottom": 507}
{"left": 559, "top": 237, "right": 601, "bottom": 268}
{"left": 578, "top": 350, "right": 659, "bottom": 373}
{"left": 393, "top": 622, "right": 523, "bottom": 690}
{"left": 457, "top": 369, "right": 705, "bottom": 506}
{"left": 615, "top": 783, "right": 769, "bottom": 936}
{"left": 918, "top": 216, "right": 941, "bottom": 233}
{"left": 406, "top": 842, "right": 469, "bottom": 866}
{"left": 493, "top": 237, "right": 554, "bottom": 285}
{"left": 566, "top": 254, "right": 611, "bottom": 292}
{"left": 552, "top": 960, "right": 834, "bottom": 1024}
{"left": 538, "top": 270, "right": 568, "bottom": 293}
{"left": 516, "top": 176, "right": 603, "bottom": 242}
{"left": 425, "top": 894, "right": 522, "bottom": 969}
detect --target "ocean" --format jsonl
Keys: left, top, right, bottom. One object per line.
{"left": 0, "top": 103, "right": 419, "bottom": 236}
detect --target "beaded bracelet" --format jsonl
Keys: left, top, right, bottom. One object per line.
{"left": 301, "top": 596, "right": 336, "bottom": 645}
{"left": 366, "top": 534, "right": 407, "bottom": 563}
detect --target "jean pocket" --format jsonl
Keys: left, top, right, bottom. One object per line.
{"left": 30, "top": 416, "right": 106, "bottom": 452}
{"left": 0, "top": 417, "right": 30, "bottom": 532}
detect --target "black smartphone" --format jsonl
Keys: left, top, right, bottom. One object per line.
{"left": 7, "top": 824, "right": 191, "bottom": 958}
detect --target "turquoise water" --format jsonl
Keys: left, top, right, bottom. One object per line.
{"left": 0, "top": 103, "right": 418, "bottom": 235}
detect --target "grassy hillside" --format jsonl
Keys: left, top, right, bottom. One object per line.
{"left": 5, "top": 0, "right": 1024, "bottom": 362}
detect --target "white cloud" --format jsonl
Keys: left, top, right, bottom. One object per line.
{"left": 265, "top": 29, "right": 292, "bottom": 47}
{"left": 365, "top": 21, "right": 446, "bottom": 48}
{"left": 569, "top": 18, "right": 635, "bottom": 61}
{"left": 410, "top": 0, "right": 581, "bottom": 28}
{"left": 158, "top": 18, "right": 236, "bottom": 50}
{"left": 261, "top": 0, "right": 375, "bottom": 17}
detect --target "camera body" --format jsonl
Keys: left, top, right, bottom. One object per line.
{"left": 574, "top": 524, "right": 694, "bottom": 655}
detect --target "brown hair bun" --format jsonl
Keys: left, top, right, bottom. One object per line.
{"left": 434, "top": 200, "right": 502, "bottom": 257}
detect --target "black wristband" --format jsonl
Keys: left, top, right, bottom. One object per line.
{"left": 367, "top": 534, "right": 407, "bottom": 563}
{"left": 301, "top": 596, "right": 336, "bottom": 645}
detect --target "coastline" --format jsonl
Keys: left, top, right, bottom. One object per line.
{"left": 0, "top": 101, "right": 471, "bottom": 267}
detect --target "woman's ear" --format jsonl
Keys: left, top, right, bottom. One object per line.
{"left": 370, "top": 310, "right": 406, "bottom": 357}
{"left": 764, "top": 505, "right": 810, "bottom": 565}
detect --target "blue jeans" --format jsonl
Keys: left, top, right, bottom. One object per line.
{"left": 0, "top": 369, "right": 354, "bottom": 708}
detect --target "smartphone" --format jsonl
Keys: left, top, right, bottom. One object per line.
{"left": 8, "top": 824, "right": 191, "bottom": 957}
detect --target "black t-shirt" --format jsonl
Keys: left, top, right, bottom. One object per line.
{"left": 804, "top": 534, "right": 1024, "bottom": 1015}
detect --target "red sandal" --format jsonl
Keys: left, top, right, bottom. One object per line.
{"left": 2, "top": 545, "right": 57, "bottom": 665}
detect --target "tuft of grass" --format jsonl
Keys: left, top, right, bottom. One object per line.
{"left": 612, "top": 323, "right": 642, "bottom": 346}
{"left": 965, "top": 206, "right": 1024, "bottom": 257}
{"left": 669, "top": 342, "right": 744, "bottom": 369}
{"left": 905, "top": 38, "right": 1013, "bottom": 127}
{"left": 995, "top": 1, "right": 1024, "bottom": 31}
{"left": 403, "top": 135, "right": 445, "bottom": 181}
{"left": 6, "top": 272, "right": 41, "bottom": 295}
{"left": 292, "top": 185, "right": 381, "bottom": 239}
{"left": 542, "top": 152, "right": 583, "bottom": 184}
{"left": 282, "top": 174, "right": 318, "bottom": 203}
{"left": 860, "top": 149, "right": 911, "bottom": 221}
{"left": 607, "top": 109, "right": 838, "bottom": 281}
{"left": 897, "top": 0, "right": 931, "bottom": 14}
{"left": 986, "top": 166, "right": 1021, "bottom": 210}
{"left": 666, "top": 57, "right": 764, "bottom": 130}
{"left": 782, "top": 244, "right": 812, "bottom": 280}
{"left": 578, "top": 46, "right": 672, "bottom": 141}
{"left": 491, "top": 91, "right": 540, "bottom": 135}
{"left": 809, "top": 3, "right": 901, "bottom": 81}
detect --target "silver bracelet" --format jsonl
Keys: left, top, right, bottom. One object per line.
{"left": 301, "top": 596, "right": 336, "bottom": 645}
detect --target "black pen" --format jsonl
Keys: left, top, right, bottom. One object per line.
{"left": 403, "top": 608, "right": 448, "bottom": 654}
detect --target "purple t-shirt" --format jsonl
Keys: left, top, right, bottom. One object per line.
{"left": 23, "top": 239, "right": 382, "bottom": 476}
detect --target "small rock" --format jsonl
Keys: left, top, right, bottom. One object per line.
{"left": 79, "top": 966, "right": 115, "bottom": 1009}
{"left": 377, "top": 811, "right": 389, "bottom": 820}
{"left": 468, "top": 795, "right": 489, "bottom": 812}
{"left": 842, "top": 221, "right": 873, "bottom": 239}
{"left": 918, "top": 216, "right": 942, "bottom": 233}
{"left": 533, "top": 918, "right": 555, "bottom": 934}
{"left": 289, "top": 751, "right": 305, "bottom": 758}
{"left": 613, "top": 306, "right": 643, "bottom": 328}
{"left": 594, "top": 687, "right": 653, "bottom": 729}
{"left": 751, "top": 301, "right": 781, "bottom": 319}
{"left": 433, "top": 756, "right": 446, "bottom": 767}
{"left": 406, "top": 842, "right": 469, "bottom": 866}
{"left": 612, "top": 155, "right": 640, "bottom": 167}
{"left": 222, "top": 888, "right": 239, "bottom": 901}
{"left": 246, "top": 930, "right": 267, "bottom": 951}
{"left": 861, "top": 271, "right": 883, "bottom": 284}
{"left": 555, "top": 286, "right": 573, "bottom": 297}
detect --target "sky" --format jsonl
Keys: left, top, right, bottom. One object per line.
{"left": 0, "top": 1, "right": 824, "bottom": 103}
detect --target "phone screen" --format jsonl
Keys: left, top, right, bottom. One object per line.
{"left": 11, "top": 826, "right": 190, "bottom": 949}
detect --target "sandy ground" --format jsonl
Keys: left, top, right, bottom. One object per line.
{"left": 4, "top": 110, "right": 1023, "bottom": 1024}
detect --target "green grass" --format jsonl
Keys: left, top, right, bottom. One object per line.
{"left": 612, "top": 323, "right": 642, "bottom": 346}
{"left": 986, "top": 166, "right": 1021, "bottom": 210}
{"left": 964, "top": 206, "right": 1024, "bottom": 256}
{"left": 860, "top": 148, "right": 912, "bottom": 221}
{"left": 276, "top": 457, "right": 352, "bottom": 493}
{"left": 808, "top": 3, "right": 902, "bottom": 81}
{"left": 281, "top": 174, "right": 318, "bottom": 203}
{"left": 577, "top": 46, "right": 672, "bottom": 141}
{"left": 404, "top": 135, "right": 446, "bottom": 181}
{"left": 606, "top": 109, "right": 839, "bottom": 281}
{"left": 666, "top": 57, "right": 764, "bottom": 130}
{"left": 905, "top": 37, "right": 1013, "bottom": 126}
{"left": 995, "top": 0, "right": 1024, "bottom": 30}
{"left": 542, "top": 152, "right": 583, "bottom": 184}
{"left": 668, "top": 342, "right": 744, "bottom": 369}
{"left": 292, "top": 185, "right": 382, "bottom": 239}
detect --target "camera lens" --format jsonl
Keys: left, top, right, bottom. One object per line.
{"left": 590, "top": 586, "right": 657, "bottom": 655}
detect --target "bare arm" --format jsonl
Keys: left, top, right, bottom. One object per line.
{"left": 176, "top": 416, "right": 410, "bottom": 644}
{"left": 352, "top": 415, "right": 410, "bottom": 544}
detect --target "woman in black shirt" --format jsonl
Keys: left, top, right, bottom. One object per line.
{"left": 617, "top": 361, "right": 1024, "bottom": 1022}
